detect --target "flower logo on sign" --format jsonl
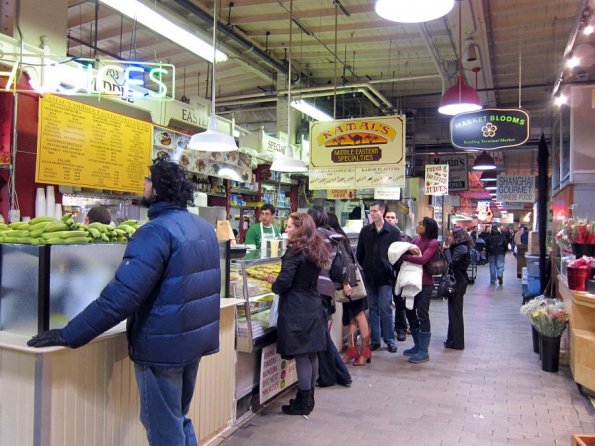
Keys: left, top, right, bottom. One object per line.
{"left": 481, "top": 123, "right": 497, "bottom": 137}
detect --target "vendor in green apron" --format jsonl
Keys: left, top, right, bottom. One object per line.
{"left": 245, "top": 203, "right": 281, "bottom": 249}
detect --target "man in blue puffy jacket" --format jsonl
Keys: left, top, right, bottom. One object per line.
{"left": 28, "top": 156, "right": 221, "bottom": 446}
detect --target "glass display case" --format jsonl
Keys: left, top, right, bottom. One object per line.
{"left": 230, "top": 250, "right": 281, "bottom": 352}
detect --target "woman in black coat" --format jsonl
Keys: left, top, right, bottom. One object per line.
{"left": 444, "top": 227, "right": 472, "bottom": 350}
{"left": 268, "top": 212, "right": 330, "bottom": 416}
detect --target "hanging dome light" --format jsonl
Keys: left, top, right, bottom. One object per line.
{"left": 438, "top": 75, "right": 482, "bottom": 115}
{"left": 479, "top": 170, "right": 497, "bottom": 182}
{"left": 472, "top": 151, "right": 497, "bottom": 170}
{"left": 375, "top": 0, "right": 455, "bottom": 23}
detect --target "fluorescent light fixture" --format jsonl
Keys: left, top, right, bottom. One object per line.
{"left": 485, "top": 184, "right": 497, "bottom": 191}
{"left": 375, "top": 0, "right": 455, "bottom": 23}
{"left": 99, "top": 0, "right": 227, "bottom": 63}
{"left": 584, "top": 25, "right": 594, "bottom": 35}
{"left": 290, "top": 100, "right": 333, "bottom": 121}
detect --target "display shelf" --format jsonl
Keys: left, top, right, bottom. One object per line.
{"left": 229, "top": 253, "right": 281, "bottom": 353}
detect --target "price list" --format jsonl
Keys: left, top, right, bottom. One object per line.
{"left": 36, "top": 95, "right": 152, "bottom": 193}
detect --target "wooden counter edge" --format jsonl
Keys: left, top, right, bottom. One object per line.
{"left": 0, "top": 298, "right": 242, "bottom": 353}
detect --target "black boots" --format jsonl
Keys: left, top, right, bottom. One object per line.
{"left": 282, "top": 389, "right": 313, "bottom": 415}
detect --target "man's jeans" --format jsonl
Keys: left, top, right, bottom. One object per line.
{"left": 488, "top": 254, "right": 505, "bottom": 282}
{"left": 135, "top": 359, "right": 201, "bottom": 446}
{"left": 366, "top": 283, "right": 395, "bottom": 347}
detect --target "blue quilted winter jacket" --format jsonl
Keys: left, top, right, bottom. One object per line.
{"left": 62, "top": 201, "right": 221, "bottom": 367}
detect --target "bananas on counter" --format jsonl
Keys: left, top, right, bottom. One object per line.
{"left": 0, "top": 214, "right": 141, "bottom": 245}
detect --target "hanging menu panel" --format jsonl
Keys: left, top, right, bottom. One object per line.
{"left": 36, "top": 94, "right": 152, "bottom": 193}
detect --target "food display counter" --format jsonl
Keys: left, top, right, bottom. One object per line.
{"left": 558, "top": 274, "right": 595, "bottom": 394}
{"left": 0, "top": 241, "right": 238, "bottom": 446}
{"left": 230, "top": 251, "right": 281, "bottom": 353}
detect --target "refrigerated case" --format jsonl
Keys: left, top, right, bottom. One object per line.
{"left": 0, "top": 241, "right": 231, "bottom": 336}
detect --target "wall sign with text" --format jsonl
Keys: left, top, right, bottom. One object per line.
{"left": 450, "top": 108, "right": 530, "bottom": 150}
{"left": 424, "top": 164, "right": 449, "bottom": 196}
{"left": 496, "top": 175, "right": 536, "bottom": 203}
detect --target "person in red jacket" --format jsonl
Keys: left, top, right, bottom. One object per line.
{"left": 399, "top": 217, "right": 439, "bottom": 363}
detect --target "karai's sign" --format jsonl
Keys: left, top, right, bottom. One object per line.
{"left": 1, "top": 55, "right": 175, "bottom": 100}
{"left": 450, "top": 108, "right": 530, "bottom": 150}
{"left": 309, "top": 116, "right": 405, "bottom": 189}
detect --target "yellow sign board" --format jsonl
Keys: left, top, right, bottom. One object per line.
{"left": 310, "top": 116, "right": 405, "bottom": 167}
{"left": 36, "top": 95, "right": 152, "bottom": 193}
{"left": 327, "top": 189, "right": 356, "bottom": 199}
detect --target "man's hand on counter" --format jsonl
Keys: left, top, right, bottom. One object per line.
{"left": 27, "top": 329, "right": 69, "bottom": 348}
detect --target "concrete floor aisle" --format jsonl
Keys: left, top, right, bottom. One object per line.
{"left": 216, "top": 254, "right": 594, "bottom": 446}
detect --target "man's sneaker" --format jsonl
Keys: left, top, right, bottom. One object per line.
{"left": 498, "top": 276, "right": 503, "bottom": 285}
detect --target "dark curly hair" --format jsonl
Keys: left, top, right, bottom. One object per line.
{"left": 287, "top": 212, "right": 330, "bottom": 269}
{"left": 421, "top": 217, "right": 439, "bottom": 240}
{"left": 149, "top": 155, "right": 195, "bottom": 207}
{"left": 86, "top": 206, "right": 111, "bottom": 224}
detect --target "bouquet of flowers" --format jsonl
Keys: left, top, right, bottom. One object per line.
{"left": 558, "top": 218, "right": 595, "bottom": 246}
{"left": 520, "top": 297, "right": 569, "bottom": 337}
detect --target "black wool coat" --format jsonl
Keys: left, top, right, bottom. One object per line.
{"left": 272, "top": 248, "right": 327, "bottom": 357}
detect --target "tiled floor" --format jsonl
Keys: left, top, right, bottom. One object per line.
{"left": 215, "top": 254, "right": 594, "bottom": 445}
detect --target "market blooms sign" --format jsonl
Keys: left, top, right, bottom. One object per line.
{"left": 496, "top": 175, "right": 536, "bottom": 202}
{"left": 450, "top": 108, "right": 530, "bottom": 150}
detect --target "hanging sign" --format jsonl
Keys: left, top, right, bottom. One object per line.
{"left": 327, "top": 189, "right": 356, "bottom": 199}
{"left": 424, "top": 164, "right": 449, "bottom": 196}
{"left": 309, "top": 116, "right": 405, "bottom": 189}
{"left": 496, "top": 175, "right": 536, "bottom": 202}
{"left": 476, "top": 200, "right": 493, "bottom": 221}
{"left": 374, "top": 187, "right": 401, "bottom": 200}
{"left": 500, "top": 201, "right": 533, "bottom": 210}
{"left": 414, "top": 154, "right": 468, "bottom": 191}
{"left": 450, "top": 108, "right": 530, "bottom": 150}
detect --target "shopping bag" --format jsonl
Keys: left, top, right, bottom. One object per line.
{"left": 268, "top": 295, "right": 279, "bottom": 327}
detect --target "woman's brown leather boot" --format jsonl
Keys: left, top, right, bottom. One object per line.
{"left": 354, "top": 335, "right": 372, "bottom": 366}
{"left": 342, "top": 333, "right": 359, "bottom": 364}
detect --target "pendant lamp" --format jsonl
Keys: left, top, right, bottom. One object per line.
{"left": 375, "top": 0, "right": 455, "bottom": 23}
{"left": 438, "top": 0, "right": 482, "bottom": 115}
{"left": 188, "top": 1, "right": 237, "bottom": 152}
{"left": 270, "top": 0, "right": 307, "bottom": 173}
{"left": 472, "top": 151, "right": 496, "bottom": 170}
{"left": 479, "top": 170, "right": 497, "bottom": 182}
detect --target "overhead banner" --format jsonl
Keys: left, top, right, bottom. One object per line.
{"left": 309, "top": 116, "right": 405, "bottom": 189}
{"left": 414, "top": 153, "right": 468, "bottom": 191}
{"left": 496, "top": 175, "right": 536, "bottom": 202}
{"left": 424, "top": 164, "right": 449, "bottom": 196}
{"left": 450, "top": 108, "right": 530, "bottom": 150}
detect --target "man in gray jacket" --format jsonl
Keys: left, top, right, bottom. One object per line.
{"left": 28, "top": 156, "right": 220, "bottom": 446}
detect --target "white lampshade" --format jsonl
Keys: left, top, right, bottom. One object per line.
{"left": 375, "top": 0, "right": 455, "bottom": 23}
{"left": 188, "top": 115, "right": 238, "bottom": 152}
{"left": 270, "top": 156, "right": 307, "bottom": 173}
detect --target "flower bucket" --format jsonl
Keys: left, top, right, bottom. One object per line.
{"left": 567, "top": 266, "right": 590, "bottom": 291}
{"left": 531, "top": 325, "right": 540, "bottom": 354}
{"left": 540, "top": 335, "right": 561, "bottom": 373}
{"left": 571, "top": 243, "right": 595, "bottom": 257}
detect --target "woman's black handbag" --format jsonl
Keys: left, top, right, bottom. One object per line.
{"left": 437, "top": 264, "right": 457, "bottom": 299}
{"left": 426, "top": 245, "right": 448, "bottom": 276}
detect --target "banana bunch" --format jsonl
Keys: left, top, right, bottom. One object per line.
{"left": 0, "top": 214, "right": 140, "bottom": 245}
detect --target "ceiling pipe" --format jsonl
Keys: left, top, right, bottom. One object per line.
{"left": 418, "top": 22, "right": 450, "bottom": 95}
{"left": 172, "top": 0, "right": 288, "bottom": 75}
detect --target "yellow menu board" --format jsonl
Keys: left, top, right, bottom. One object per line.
{"left": 36, "top": 95, "right": 152, "bottom": 193}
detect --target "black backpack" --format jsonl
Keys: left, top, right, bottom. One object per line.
{"left": 329, "top": 239, "right": 348, "bottom": 285}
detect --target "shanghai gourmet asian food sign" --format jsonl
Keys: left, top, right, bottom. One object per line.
{"left": 450, "top": 108, "right": 530, "bottom": 150}
{"left": 309, "top": 116, "right": 405, "bottom": 189}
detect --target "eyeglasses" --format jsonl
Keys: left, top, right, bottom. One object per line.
{"left": 144, "top": 176, "right": 152, "bottom": 183}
